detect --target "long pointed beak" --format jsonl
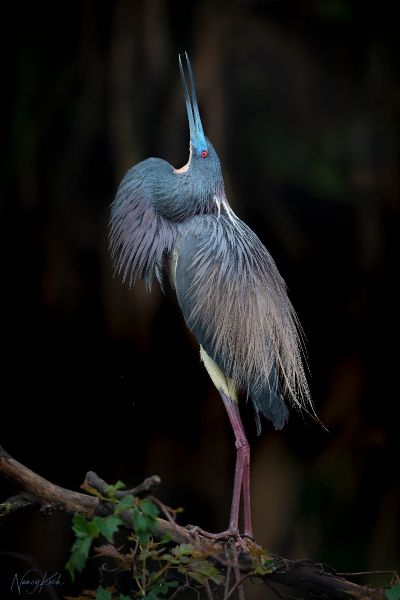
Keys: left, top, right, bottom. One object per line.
{"left": 179, "top": 52, "right": 208, "bottom": 154}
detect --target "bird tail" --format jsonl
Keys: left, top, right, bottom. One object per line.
{"left": 249, "top": 363, "right": 289, "bottom": 433}
{"left": 250, "top": 386, "right": 289, "bottom": 434}
{"left": 175, "top": 213, "right": 314, "bottom": 432}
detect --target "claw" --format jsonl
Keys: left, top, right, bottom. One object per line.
{"left": 185, "top": 524, "right": 251, "bottom": 550}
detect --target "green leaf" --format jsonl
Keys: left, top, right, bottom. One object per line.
{"left": 178, "top": 556, "right": 190, "bottom": 564}
{"left": 140, "top": 499, "right": 159, "bottom": 518}
{"left": 386, "top": 585, "right": 400, "bottom": 600}
{"left": 166, "top": 581, "right": 179, "bottom": 588}
{"left": 137, "top": 531, "right": 151, "bottom": 545}
{"left": 147, "top": 578, "right": 178, "bottom": 599}
{"left": 251, "top": 546, "right": 274, "bottom": 575}
{"left": 142, "top": 593, "right": 158, "bottom": 600}
{"left": 0, "top": 502, "right": 12, "bottom": 515}
{"left": 115, "top": 495, "right": 135, "bottom": 513}
{"left": 72, "top": 513, "right": 99, "bottom": 538}
{"left": 159, "top": 554, "right": 173, "bottom": 561}
{"left": 67, "top": 513, "right": 102, "bottom": 580}
{"left": 106, "top": 480, "right": 126, "bottom": 497}
{"left": 138, "top": 548, "right": 154, "bottom": 560}
{"left": 95, "top": 587, "right": 112, "bottom": 600}
{"left": 256, "top": 563, "right": 273, "bottom": 575}
{"left": 119, "top": 595, "right": 132, "bottom": 600}
{"left": 130, "top": 502, "right": 158, "bottom": 542}
{"left": 66, "top": 536, "right": 93, "bottom": 580}
{"left": 157, "top": 583, "right": 169, "bottom": 595}
{"left": 160, "top": 534, "right": 172, "bottom": 544}
{"left": 188, "top": 560, "right": 223, "bottom": 585}
{"left": 132, "top": 511, "right": 148, "bottom": 532}
{"left": 93, "top": 515, "right": 122, "bottom": 543}
{"left": 255, "top": 557, "right": 274, "bottom": 575}
{"left": 172, "top": 543, "right": 194, "bottom": 557}
{"left": 188, "top": 571, "right": 206, "bottom": 585}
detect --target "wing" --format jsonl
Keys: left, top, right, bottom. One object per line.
{"left": 109, "top": 158, "right": 178, "bottom": 289}
{"left": 174, "top": 214, "right": 311, "bottom": 432}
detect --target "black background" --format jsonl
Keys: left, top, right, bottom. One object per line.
{"left": 1, "top": 2, "right": 399, "bottom": 598}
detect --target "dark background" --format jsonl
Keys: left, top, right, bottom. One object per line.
{"left": 1, "top": 1, "right": 399, "bottom": 598}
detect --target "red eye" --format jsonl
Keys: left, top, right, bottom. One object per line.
{"left": 200, "top": 150, "right": 208, "bottom": 158}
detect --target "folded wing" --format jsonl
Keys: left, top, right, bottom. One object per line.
{"left": 109, "top": 159, "right": 178, "bottom": 289}
{"left": 174, "top": 214, "right": 311, "bottom": 432}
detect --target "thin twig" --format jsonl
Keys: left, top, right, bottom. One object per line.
{"left": 230, "top": 543, "right": 246, "bottom": 600}
{"left": 0, "top": 492, "right": 40, "bottom": 515}
{"left": 224, "top": 563, "right": 232, "bottom": 599}
{"left": 169, "top": 584, "right": 188, "bottom": 600}
{"left": 336, "top": 570, "right": 398, "bottom": 579}
{"left": 0, "top": 445, "right": 391, "bottom": 600}
{"left": 0, "top": 448, "right": 109, "bottom": 516}
{"left": 204, "top": 579, "right": 214, "bottom": 600}
{"left": 84, "top": 471, "right": 161, "bottom": 498}
{"left": 149, "top": 496, "right": 177, "bottom": 526}
{"left": 224, "top": 573, "right": 254, "bottom": 600}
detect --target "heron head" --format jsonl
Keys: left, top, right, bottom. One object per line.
{"left": 179, "top": 52, "right": 208, "bottom": 158}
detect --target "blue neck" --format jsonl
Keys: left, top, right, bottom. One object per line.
{"left": 151, "top": 141, "right": 226, "bottom": 222}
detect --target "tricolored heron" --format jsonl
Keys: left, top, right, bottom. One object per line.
{"left": 109, "top": 53, "right": 312, "bottom": 540}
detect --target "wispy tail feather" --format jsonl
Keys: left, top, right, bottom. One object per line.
{"left": 251, "top": 387, "right": 289, "bottom": 433}
{"left": 175, "top": 212, "right": 313, "bottom": 431}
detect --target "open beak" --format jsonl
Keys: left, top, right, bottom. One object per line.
{"left": 179, "top": 52, "right": 208, "bottom": 154}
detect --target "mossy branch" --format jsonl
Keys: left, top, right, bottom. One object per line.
{"left": 0, "top": 445, "right": 395, "bottom": 600}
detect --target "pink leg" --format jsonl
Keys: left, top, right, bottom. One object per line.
{"left": 241, "top": 440, "right": 253, "bottom": 537}
{"left": 220, "top": 392, "right": 253, "bottom": 538}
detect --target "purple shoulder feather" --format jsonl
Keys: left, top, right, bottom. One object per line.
{"left": 109, "top": 160, "right": 178, "bottom": 289}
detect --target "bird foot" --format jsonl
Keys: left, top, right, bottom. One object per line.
{"left": 186, "top": 524, "right": 254, "bottom": 548}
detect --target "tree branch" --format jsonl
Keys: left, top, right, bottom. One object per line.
{"left": 0, "top": 445, "right": 108, "bottom": 516}
{"left": 0, "top": 445, "right": 392, "bottom": 599}
{"left": 83, "top": 470, "right": 161, "bottom": 498}
{"left": 0, "top": 492, "right": 40, "bottom": 516}
{"left": 266, "top": 556, "right": 389, "bottom": 600}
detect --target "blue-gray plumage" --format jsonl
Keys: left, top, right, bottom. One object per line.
{"left": 109, "top": 53, "right": 312, "bottom": 539}
{"left": 175, "top": 215, "right": 292, "bottom": 433}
